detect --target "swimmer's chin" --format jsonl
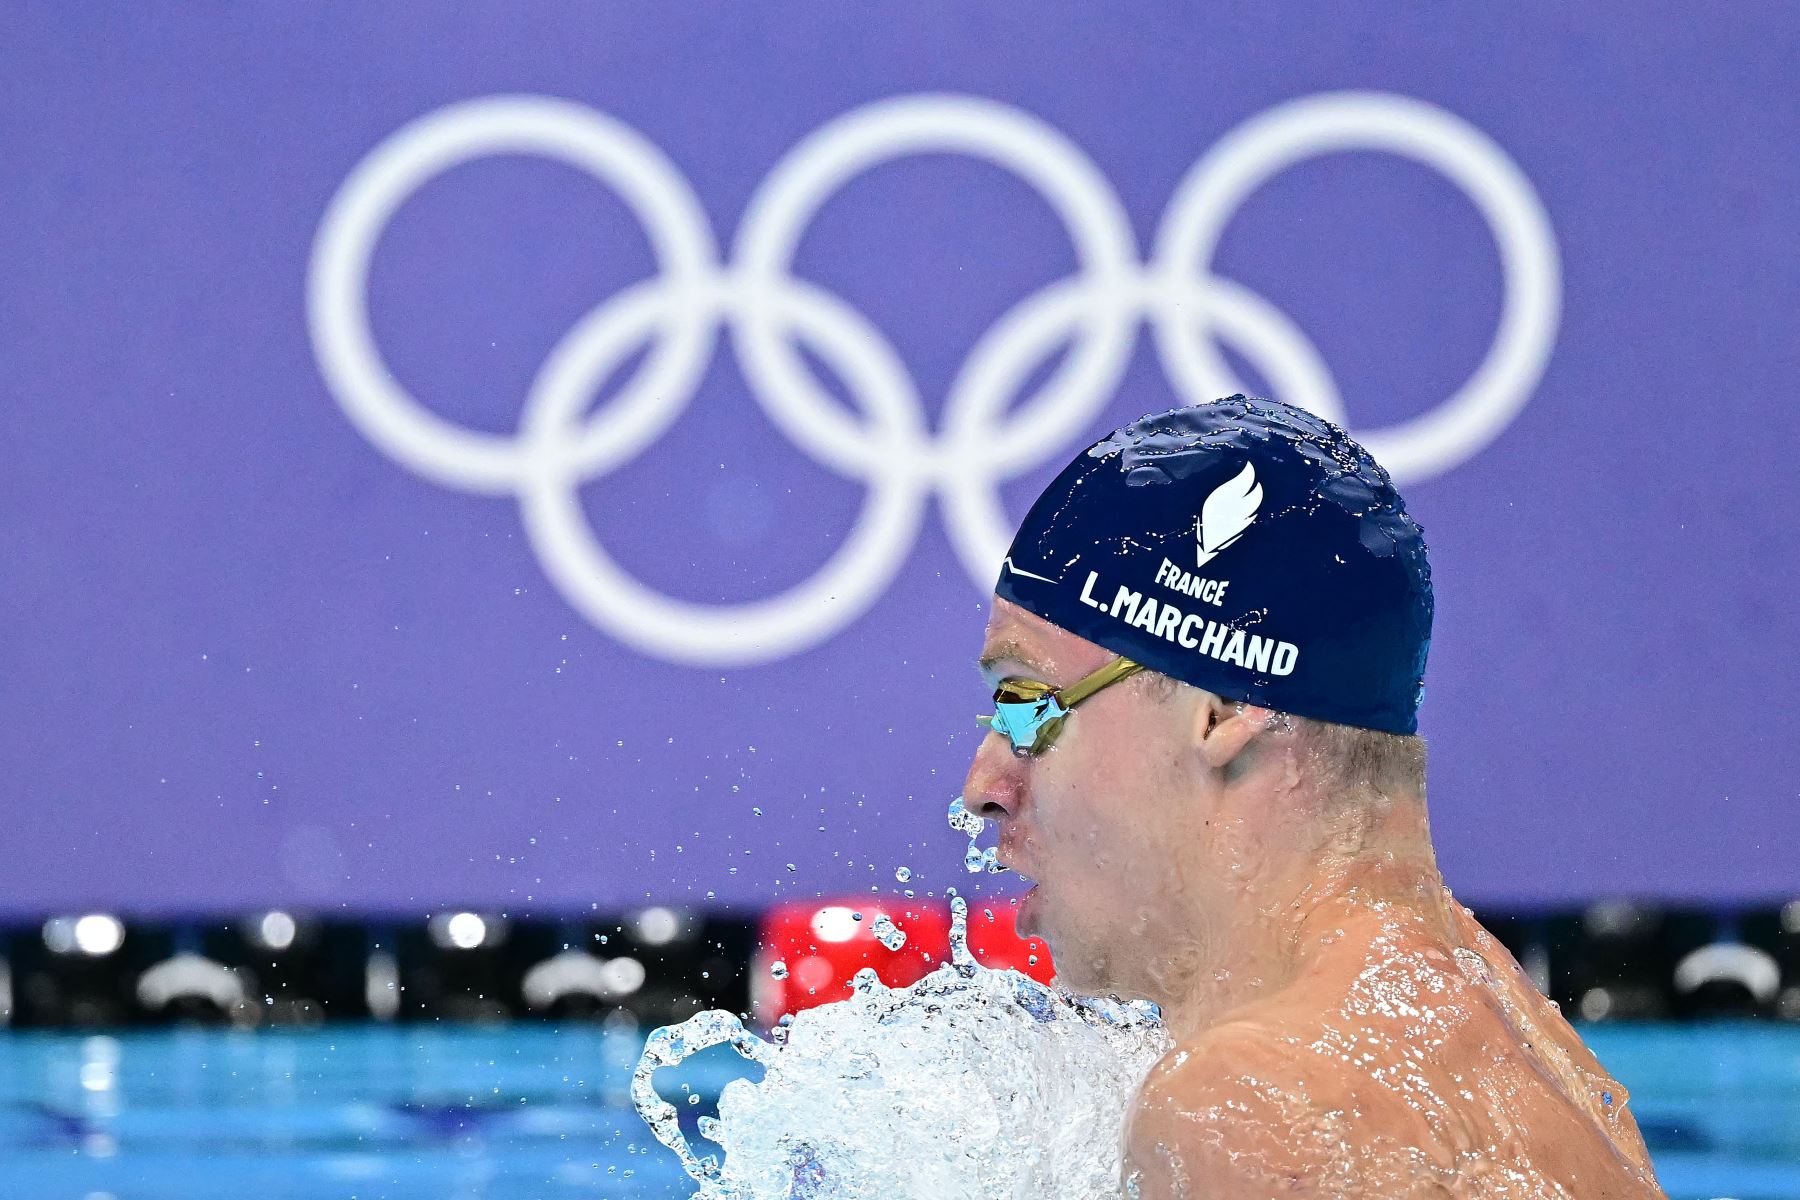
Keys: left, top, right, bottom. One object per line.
{"left": 1015, "top": 883, "right": 1043, "bottom": 940}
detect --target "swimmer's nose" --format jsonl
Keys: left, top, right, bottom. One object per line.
{"left": 960, "top": 730, "right": 1023, "bottom": 820}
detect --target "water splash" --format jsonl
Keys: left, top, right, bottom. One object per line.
{"left": 634, "top": 894, "right": 1167, "bottom": 1199}
{"left": 948, "top": 795, "right": 1007, "bottom": 875}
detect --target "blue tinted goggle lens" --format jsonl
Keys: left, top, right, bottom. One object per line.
{"left": 988, "top": 691, "right": 1069, "bottom": 755}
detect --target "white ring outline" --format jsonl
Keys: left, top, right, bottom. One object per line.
{"left": 307, "top": 94, "right": 720, "bottom": 495}
{"left": 734, "top": 94, "right": 1141, "bottom": 485}
{"left": 516, "top": 284, "right": 930, "bottom": 664}
{"left": 1151, "top": 91, "right": 1561, "bottom": 482}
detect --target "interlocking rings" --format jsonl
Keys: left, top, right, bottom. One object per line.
{"left": 308, "top": 91, "right": 1560, "bottom": 665}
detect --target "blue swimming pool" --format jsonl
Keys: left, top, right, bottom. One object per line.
{"left": 0, "top": 1022, "right": 1794, "bottom": 1199}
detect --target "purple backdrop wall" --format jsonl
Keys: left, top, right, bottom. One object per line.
{"left": 1, "top": 5, "right": 1793, "bottom": 916}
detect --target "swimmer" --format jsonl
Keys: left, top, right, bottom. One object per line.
{"left": 960, "top": 396, "right": 1665, "bottom": 1198}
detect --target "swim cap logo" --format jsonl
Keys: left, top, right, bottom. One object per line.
{"left": 998, "top": 556, "right": 1058, "bottom": 585}
{"left": 1195, "top": 463, "right": 1262, "bottom": 569}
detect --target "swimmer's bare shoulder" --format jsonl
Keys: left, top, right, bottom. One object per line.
{"left": 1121, "top": 907, "right": 1668, "bottom": 1199}
{"left": 1123, "top": 1020, "right": 1367, "bottom": 1199}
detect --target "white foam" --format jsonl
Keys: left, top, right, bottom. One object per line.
{"left": 635, "top": 896, "right": 1168, "bottom": 1199}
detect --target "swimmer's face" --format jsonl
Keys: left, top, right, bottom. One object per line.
{"left": 962, "top": 597, "right": 1218, "bottom": 1000}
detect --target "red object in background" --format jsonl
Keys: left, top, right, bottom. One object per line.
{"left": 754, "top": 896, "right": 1056, "bottom": 1022}
{"left": 963, "top": 898, "right": 1056, "bottom": 985}
{"left": 753, "top": 899, "right": 952, "bottom": 1023}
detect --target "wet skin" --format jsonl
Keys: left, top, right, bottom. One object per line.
{"left": 963, "top": 597, "right": 1665, "bottom": 1199}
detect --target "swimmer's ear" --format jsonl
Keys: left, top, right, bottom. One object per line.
{"left": 1192, "top": 693, "right": 1272, "bottom": 771}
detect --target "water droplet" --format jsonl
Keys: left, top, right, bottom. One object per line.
{"left": 872, "top": 914, "right": 906, "bottom": 951}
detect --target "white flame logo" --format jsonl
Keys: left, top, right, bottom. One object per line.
{"left": 1196, "top": 462, "right": 1262, "bottom": 568}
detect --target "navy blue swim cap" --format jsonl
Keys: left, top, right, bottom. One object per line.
{"left": 994, "top": 395, "right": 1433, "bottom": 735}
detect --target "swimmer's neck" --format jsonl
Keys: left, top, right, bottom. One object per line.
{"left": 1158, "top": 789, "right": 1454, "bottom": 1044}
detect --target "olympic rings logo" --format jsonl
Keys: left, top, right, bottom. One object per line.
{"left": 307, "top": 91, "right": 1559, "bottom": 666}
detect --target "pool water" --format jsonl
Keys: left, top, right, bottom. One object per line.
{"left": 0, "top": 1022, "right": 1793, "bottom": 1199}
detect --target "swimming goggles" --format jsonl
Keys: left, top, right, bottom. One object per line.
{"left": 977, "top": 656, "right": 1144, "bottom": 757}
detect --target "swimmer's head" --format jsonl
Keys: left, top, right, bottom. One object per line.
{"left": 962, "top": 396, "right": 1435, "bottom": 1001}
{"left": 996, "top": 394, "right": 1432, "bottom": 734}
